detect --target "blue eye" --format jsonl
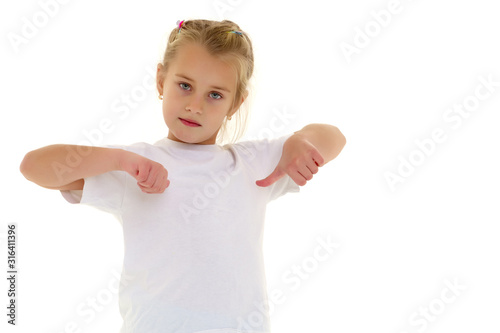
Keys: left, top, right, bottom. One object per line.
{"left": 210, "top": 92, "right": 222, "bottom": 100}
{"left": 179, "top": 83, "right": 191, "bottom": 90}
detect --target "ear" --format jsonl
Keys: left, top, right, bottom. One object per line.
{"left": 228, "top": 90, "right": 249, "bottom": 118}
{"left": 156, "top": 63, "right": 166, "bottom": 96}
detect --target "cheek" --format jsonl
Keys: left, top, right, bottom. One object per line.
{"left": 208, "top": 103, "right": 231, "bottom": 121}
{"left": 162, "top": 102, "right": 178, "bottom": 122}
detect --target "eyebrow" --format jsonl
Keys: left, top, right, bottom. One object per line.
{"left": 175, "top": 74, "right": 231, "bottom": 93}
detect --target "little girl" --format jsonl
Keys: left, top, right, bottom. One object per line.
{"left": 20, "top": 19, "right": 346, "bottom": 333}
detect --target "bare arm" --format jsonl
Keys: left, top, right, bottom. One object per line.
{"left": 20, "top": 145, "right": 170, "bottom": 193}
{"left": 20, "top": 145, "right": 123, "bottom": 190}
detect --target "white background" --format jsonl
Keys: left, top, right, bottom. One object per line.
{"left": 2, "top": 0, "right": 499, "bottom": 332}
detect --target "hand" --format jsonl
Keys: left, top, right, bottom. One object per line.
{"left": 118, "top": 150, "right": 170, "bottom": 193}
{"left": 256, "top": 134, "right": 325, "bottom": 187}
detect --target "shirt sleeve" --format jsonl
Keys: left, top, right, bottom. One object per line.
{"left": 235, "top": 133, "right": 300, "bottom": 202}
{"left": 59, "top": 144, "right": 129, "bottom": 216}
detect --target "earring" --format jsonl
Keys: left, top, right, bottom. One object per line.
{"left": 158, "top": 94, "right": 163, "bottom": 100}
{"left": 227, "top": 116, "right": 232, "bottom": 120}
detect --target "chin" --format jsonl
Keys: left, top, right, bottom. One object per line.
{"left": 181, "top": 137, "right": 200, "bottom": 144}
{"left": 167, "top": 123, "right": 218, "bottom": 144}
{"left": 169, "top": 130, "right": 201, "bottom": 144}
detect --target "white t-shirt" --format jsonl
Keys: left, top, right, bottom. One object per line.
{"left": 61, "top": 134, "right": 300, "bottom": 333}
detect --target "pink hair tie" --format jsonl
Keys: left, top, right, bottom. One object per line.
{"left": 176, "top": 20, "right": 185, "bottom": 33}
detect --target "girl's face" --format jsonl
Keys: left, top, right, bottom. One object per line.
{"left": 157, "top": 42, "right": 243, "bottom": 145}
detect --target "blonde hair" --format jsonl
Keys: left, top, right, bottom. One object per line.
{"left": 159, "top": 19, "right": 254, "bottom": 145}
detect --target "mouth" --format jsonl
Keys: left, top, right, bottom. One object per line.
{"left": 179, "top": 118, "right": 201, "bottom": 127}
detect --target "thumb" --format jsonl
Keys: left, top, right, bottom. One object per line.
{"left": 256, "top": 166, "right": 285, "bottom": 187}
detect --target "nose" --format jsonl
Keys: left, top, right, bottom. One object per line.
{"left": 185, "top": 94, "right": 203, "bottom": 114}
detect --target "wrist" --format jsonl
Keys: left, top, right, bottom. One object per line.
{"left": 112, "top": 148, "right": 131, "bottom": 172}
{"left": 287, "top": 130, "right": 312, "bottom": 147}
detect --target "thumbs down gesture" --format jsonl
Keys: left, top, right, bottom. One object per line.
{"left": 256, "top": 133, "right": 325, "bottom": 187}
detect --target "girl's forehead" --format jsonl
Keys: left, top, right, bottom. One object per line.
{"left": 169, "top": 43, "right": 237, "bottom": 90}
